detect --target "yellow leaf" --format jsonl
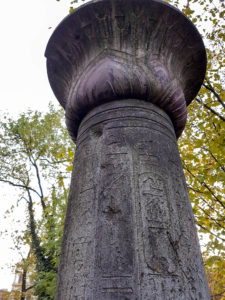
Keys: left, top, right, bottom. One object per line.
{"left": 66, "top": 165, "right": 73, "bottom": 172}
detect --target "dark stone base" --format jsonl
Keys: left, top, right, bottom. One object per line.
{"left": 55, "top": 100, "right": 210, "bottom": 299}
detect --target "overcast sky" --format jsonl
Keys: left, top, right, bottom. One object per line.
{"left": 0, "top": 0, "right": 86, "bottom": 290}
{"left": 0, "top": 0, "right": 71, "bottom": 115}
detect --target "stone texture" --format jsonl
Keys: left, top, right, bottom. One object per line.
{"left": 45, "top": 0, "right": 210, "bottom": 299}
{"left": 55, "top": 100, "right": 210, "bottom": 299}
{"left": 45, "top": 0, "right": 206, "bottom": 140}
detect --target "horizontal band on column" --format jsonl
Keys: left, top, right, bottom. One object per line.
{"left": 76, "top": 100, "right": 176, "bottom": 143}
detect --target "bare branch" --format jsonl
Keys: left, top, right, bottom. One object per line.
{"left": 17, "top": 196, "right": 29, "bottom": 206}
{"left": 0, "top": 178, "right": 41, "bottom": 199}
{"left": 28, "top": 156, "right": 46, "bottom": 211}
{"left": 39, "top": 157, "right": 69, "bottom": 165}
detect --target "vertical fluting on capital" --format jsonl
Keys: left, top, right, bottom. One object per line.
{"left": 45, "top": 0, "right": 206, "bottom": 141}
{"left": 45, "top": 0, "right": 210, "bottom": 299}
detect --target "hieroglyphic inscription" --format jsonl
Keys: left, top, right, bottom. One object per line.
{"left": 64, "top": 138, "right": 98, "bottom": 297}
{"left": 54, "top": 99, "right": 210, "bottom": 298}
{"left": 70, "top": 236, "right": 92, "bottom": 276}
{"left": 141, "top": 274, "right": 185, "bottom": 300}
{"left": 144, "top": 227, "right": 177, "bottom": 274}
{"left": 139, "top": 173, "right": 169, "bottom": 227}
{"left": 139, "top": 172, "right": 178, "bottom": 275}
{"left": 95, "top": 127, "right": 135, "bottom": 297}
{"left": 168, "top": 160, "right": 186, "bottom": 222}
{"left": 74, "top": 152, "right": 96, "bottom": 235}
{"left": 168, "top": 160, "right": 205, "bottom": 293}
{"left": 101, "top": 276, "right": 133, "bottom": 295}
{"left": 104, "top": 130, "right": 128, "bottom": 154}
{"left": 99, "top": 157, "right": 134, "bottom": 275}
{"left": 134, "top": 140, "right": 159, "bottom": 168}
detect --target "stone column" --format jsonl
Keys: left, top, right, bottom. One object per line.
{"left": 45, "top": 0, "right": 210, "bottom": 299}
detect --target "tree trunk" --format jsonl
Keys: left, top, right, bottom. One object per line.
{"left": 20, "top": 268, "right": 27, "bottom": 300}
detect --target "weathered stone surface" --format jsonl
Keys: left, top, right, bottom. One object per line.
{"left": 55, "top": 100, "right": 210, "bottom": 299}
{"left": 45, "top": 0, "right": 210, "bottom": 299}
{"left": 45, "top": 0, "right": 206, "bottom": 140}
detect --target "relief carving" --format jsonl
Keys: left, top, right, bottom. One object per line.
{"left": 99, "top": 174, "right": 134, "bottom": 275}
{"left": 96, "top": 144, "right": 134, "bottom": 276}
{"left": 70, "top": 237, "right": 92, "bottom": 276}
{"left": 139, "top": 173, "right": 170, "bottom": 227}
{"left": 134, "top": 140, "right": 154, "bottom": 156}
{"left": 46, "top": 0, "right": 209, "bottom": 297}
{"left": 139, "top": 172, "right": 178, "bottom": 274}
{"left": 144, "top": 227, "right": 177, "bottom": 275}
{"left": 101, "top": 276, "right": 134, "bottom": 298}
{"left": 141, "top": 275, "right": 185, "bottom": 300}
{"left": 104, "top": 131, "right": 128, "bottom": 154}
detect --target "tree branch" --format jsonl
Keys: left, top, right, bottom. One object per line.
{"left": 204, "top": 78, "right": 225, "bottom": 110}
{"left": 203, "top": 182, "right": 225, "bottom": 210}
{"left": 188, "top": 186, "right": 204, "bottom": 194}
{"left": 28, "top": 156, "right": 46, "bottom": 211}
{"left": 184, "top": 165, "right": 225, "bottom": 210}
{"left": 196, "top": 204, "right": 225, "bottom": 230}
{"left": 25, "top": 285, "right": 35, "bottom": 292}
{"left": 198, "top": 196, "right": 225, "bottom": 220}
{"left": 196, "top": 222, "right": 225, "bottom": 242}
{"left": 0, "top": 178, "right": 42, "bottom": 199}
{"left": 202, "top": 147, "right": 225, "bottom": 173}
{"left": 196, "top": 98, "right": 225, "bottom": 122}
{"left": 211, "top": 289, "right": 225, "bottom": 297}
{"left": 39, "top": 157, "right": 69, "bottom": 165}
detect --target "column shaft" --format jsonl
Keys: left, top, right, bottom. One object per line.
{"left": 55, "top": 99, "right": 210, "bottom": 300}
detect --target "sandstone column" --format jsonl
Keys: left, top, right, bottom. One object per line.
{"left": 45, "top": 0, "right": 210, "bottom": 299}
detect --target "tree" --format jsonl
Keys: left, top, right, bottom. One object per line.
{"left": 168, "top": 0, "right": 225, "bottom": 298}
{"left": 0, "top": 105, "right": 74, "bottom": 299}
{"left": 6, "top": 249, "right": 35, "bottom": 300}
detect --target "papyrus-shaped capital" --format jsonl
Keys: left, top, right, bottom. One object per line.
{"left": 45, "top": 0, "right": 206, "bottom": 141}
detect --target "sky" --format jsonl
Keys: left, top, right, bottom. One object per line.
{"left": 0, "top": 0, "right": 86, "bottom": 290}
{"left": 0, "top": 0, "right": 70, "bottom": 116}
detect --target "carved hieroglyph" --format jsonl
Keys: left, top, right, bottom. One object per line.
{"left": 54, "top": 100, "right": 210, "bottom": 299}
{"left": 45, "top": 0, "right": 210, "bottom": 299}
